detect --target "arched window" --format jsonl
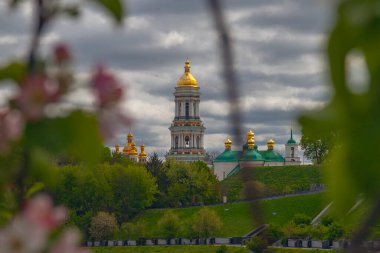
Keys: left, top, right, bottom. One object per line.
{"left": 185, "top": 102, "right": 189, "bottom": 118}
{"left": 175, "top": 136, "right": 179, "bottom": 148}
{"left": 185, "top": 136, "right": 190, "bottom": 148}
{"left": 291, "top": 147, "right": 295, "bottom": 157}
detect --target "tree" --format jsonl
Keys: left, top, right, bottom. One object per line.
{"left": 89, "top": 212, "right": 118, "bottom": 241}
{"left": 292, "top": 213, "right": 311, "bottom": 226}
{"left": 300, "top": 135, "right": 330, "bottom": 165}
{"left": 192, "top": 207, "right": 222, "bottom": 238}
{"left": 158, "top": 210, "right": 181, "bottom": 239}
{"left": 146, "top": 153, "right": 163, "bottom": 178}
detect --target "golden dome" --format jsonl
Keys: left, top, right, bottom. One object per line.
{"left": 267, "top": 138, "right": 275, "bottom": 150}
{"left": 127, "top": 132, "right": 133, "bottom": 143}
{"left": 115, "top": 144, "right": 120, "bottom": 154}
{"left": 247, "top": 137, "right": 255, "bottom": 150}
{"left": 177, "top": 58, "right": 198, "bottom": 87}
{"left": 224, "top": 137, "right": 232, "bottom": 150}
{"left": 139, "top": 143, "right": 147, "bottom": 159}
{"left": 130, "top": 142, "right": 138, "bottom": 156}
{"left": 246, "top": 129, "right": 254, "bottom": 142}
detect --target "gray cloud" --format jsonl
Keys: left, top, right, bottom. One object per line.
{"left": 0, "top": 0, "right": 334, "bottom": 155}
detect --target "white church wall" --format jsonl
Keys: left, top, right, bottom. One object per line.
{"left": 213, "top": 162, "right": 238, "bottom": 181}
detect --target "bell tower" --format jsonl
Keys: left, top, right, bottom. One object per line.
{"left": 167, "top": 58, "right": 207, "bottom": 162}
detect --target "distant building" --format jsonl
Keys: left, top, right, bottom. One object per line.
{"left": 166, "top": 58, "right": 207, "bottom": 162}
{"left": 213, "top": 129, "right": 301, "bottom": 180}
{"left": 114, "top": 132, "right": 147, "bottom": 163}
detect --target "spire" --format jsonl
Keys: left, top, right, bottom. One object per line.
{"left": 287, "top": 128, "right": 297, "bottom": 144}
{"left": 184, "top": 57, "right": 190, "bottom": 73}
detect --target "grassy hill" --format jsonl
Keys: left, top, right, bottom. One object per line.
{"left": 130, "top": 193, "right": 327, "bottom": 238}
{"left": 90, "top": 246, "right": 334, "bottom": 253}
{"left": 220, "top": 165, "right": 323, "bottom": 201}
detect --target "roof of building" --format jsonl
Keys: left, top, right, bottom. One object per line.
{"left": 240, "top": 148, "right": 264, "bottom": 161}
{"left": 214, "top": 150, "right": 240, "bottom": 162}
{"left": 259, "top": 150, "right": 285, "bottom": 162}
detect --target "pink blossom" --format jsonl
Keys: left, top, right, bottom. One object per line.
{"left": 15, "top": 74, "right": 59, "bottom": 120}
{"left": 0, "top": 217, "right": 46, "bottom": 253}
{"left": 91, "top": 65, "right": 123, "bottom": 108}
{"left": 0, "top": 110, "right": 24, "bottom": 152}
{"left": 23, "top": 194, "right": 67, "bottom": 231}
{"left": 53, "top": 43, "right": 71, "bottom": 63}
{"left": 49, "top": 228, "right": 90, "bottom": 253}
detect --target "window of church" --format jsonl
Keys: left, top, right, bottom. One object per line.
{"left": 175, "top": 136, "right": 179, "bottom": 148}
{"left": 185, "top": 136, "right": 190, "bottom": 148}
{"left": 196, "top": 136, "right": 200, "bottom": 148}
{"left": 185, "top": 102, "right": 189, "bottom": 118}
{"left": 291, "top": 147, "right": 294, "bottom": 157}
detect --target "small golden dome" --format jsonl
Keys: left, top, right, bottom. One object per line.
{"left": 177, "top": 58, "right": 198, "bottom": 87}
{"left": 130, "top": 142, "right": 138, "bottom": 156}
{"left": 139, "top": 143, "right": 147, "bottom": 159}
{"left": 246, "top": 129, "right": 254, "bottom": 142}
{"left": 115, "top": 144, "right": 120, "bottom": 154}
{"left": 224, "top": 137, "right": 232, "bottom": 150}
{"left": 267, "top": 138, "right": 275, "bottom": 150}
{"left": 247, "top": 137, "right": 255, "bottom": 150}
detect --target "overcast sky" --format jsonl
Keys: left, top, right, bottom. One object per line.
{"left": 0, "top": 0, "right": 337, "bottom": 156}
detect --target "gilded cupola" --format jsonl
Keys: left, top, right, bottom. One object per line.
{"left": 224, "top": 137, "right": 232, "bottom": 150}
{"left": 139, "top": 143, "right": 147, "bottom": 159}
{"left": 130, "top": 142, "right": 138, "bottom": 156}
{"left": 247, "top": 137, "right": 255, "bottom": 150}
{"left": 246, "top": 129, "right": 254, "bottom": 142}
{"left": 267, "top": 138, "right": 275, "bottom": 150}
{"left": 177, "top": 58, "right": 198, "bottom": 87}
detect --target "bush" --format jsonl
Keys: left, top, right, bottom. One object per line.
{"left": 192, "top": 207, "right": 222, "bottom": 238}
{"left": 158, "top": 210, "right": 181, "bottom": 239}
{"left": 327, "top": 222, "right": 345, "bottom": 240}
{"left": 320, "top": 215, "right": 335, "bottom": 227}
{"left": 89, "top": 212, "right": 118, "bottom": 240}
{"left": 292, "top": 213, "right": 311, "bottom": 226}
{"left": 246, "top": 236, "right": 267, "bottom": 253}
{"left": 309, "top": 224, "right": 328, "bottom": 240}
{"left": 121, "top": 222, "right": 146, "bottom": 240}
{"left": 215, "top": 245, "right": 228, "bottom": 253}
{"left": 264, "top": 224, "right": 284, "bottom": 244}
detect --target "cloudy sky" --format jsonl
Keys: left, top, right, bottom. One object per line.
{"left": 0, "top": 0, "right": 337, "bottom": 156}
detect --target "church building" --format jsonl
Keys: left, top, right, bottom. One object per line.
{"left": 213, "top": 129, "right": 301, "bottom": 180}
{"left": 114, "top": 132, "right": 147, "bottom": 163}
{"left": 166, "top": 58, "right": 207, "bottom": 162}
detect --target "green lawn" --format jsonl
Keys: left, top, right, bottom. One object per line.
{"left": 131, "top": 193, "right": 327, "bottom": 238}
{"left": 221, "top": 165, "right": 323, "bottom": 200}
{"left": 89, "top": 246, "right": 334, "bottom": 253}
{"left": 90, "top": 245, "right": 247, "bottom": 253}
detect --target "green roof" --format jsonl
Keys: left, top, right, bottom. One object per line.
{"left": 259, "top": 150, "right": 285, "bottom": 162}
{"left": 287, "top": 138, "right": 297, "bottom": 144}
{"left": 240, "top": 149, "right": 264, "bottom": 161}
{"left": 214, "top": 150, "right": 241, "bottom": 162}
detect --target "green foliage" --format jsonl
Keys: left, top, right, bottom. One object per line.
{"left": 89, "top": 211, "right": 118, "bottom": 240}
{"left": 192, "top": 207, "right": 222, "bottom": 238}
{"left": 264, "top": 224, "right": 284, "bottom": 244}
{"left": 158, "top": 210, "right": 182, "bottom": 239}
{"left": 0, "top": 61, "right": 26, "bottom": 83}
{"left": 298, "top": 0, "right": 380, "bottom": 216}
{"left": 292, "top": 213, "right": 311, "bottom": 226}
{"left": 221, "top": 165, "right": 322, "bottom": 200}
{"left": 320, "top": 215, "right": 335, "bottom": 227}
{"left": 52, "top": 163, "right": 158, "bottom": 225}
{"left": 326, "top": 222, "right": 345, "bottom": 241}
{"left": 91, "top": 245, "right": 248, "bottom": 253}
{"left": 121, "top": 222, "right": 147, "bottom": 240}
{"left": 25, "top": 110, "right": 103, "bottom": 166}
{"left": 159, "top": 159, "right": 219, "bottom": 207}
{"left": 215, "top": 245, "right": 228, "bottom": 253}
{"left": 300, "top": 135, "right": 330, "bottom": 165}
{"left": 246, "top": 236, "right": 267, "bottom": 253}
{"left": 146, "top": 153, "right": 163, "bottom": 178}
{"left": 88, "top": 0, "right": 124, "bottom": 24}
